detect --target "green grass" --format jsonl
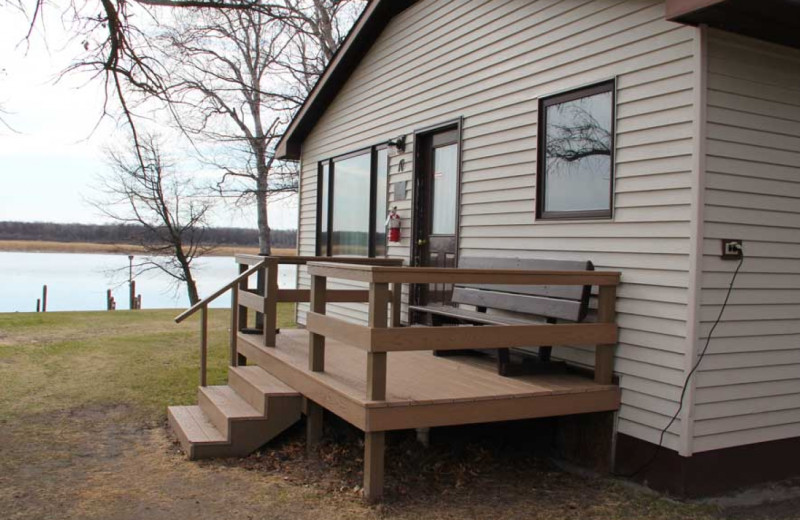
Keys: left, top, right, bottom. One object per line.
{"left": 0, "top": 306, "right": 295, "bottom": 423}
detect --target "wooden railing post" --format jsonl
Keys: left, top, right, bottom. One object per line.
{"left": 200, "top": 306, "right": 208, "bottom": 387}
{"left": 230, "top": 287, "right": 239, "bottom": 367}
{"left": 367, "top": 282, "right": 390, "bottom": 401}
{"left": 237, "top": 262, "right": 248, "bottom": 332}
{"left": 309, "top": 274, "right": 327, "bottom": 372}
{"left": 264, "top": 258, "right": 279, "bottom": 347}
{"left": 390, "top": 282, "right": 402, "bottom": 328}
{"left": 595, "top": 285, "right": 617, "bottom": 384}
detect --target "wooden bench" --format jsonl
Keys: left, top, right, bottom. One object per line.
{"left": 408, "top": 257, "right": 594, "bottom": 376}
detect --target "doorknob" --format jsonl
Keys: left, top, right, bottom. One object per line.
{"left": 417, "top": 239, "right": 427, "bottom": 246}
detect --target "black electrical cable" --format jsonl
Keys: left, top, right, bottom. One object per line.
{"left": 617, "top": 255, "right": 745, "bottom": 479}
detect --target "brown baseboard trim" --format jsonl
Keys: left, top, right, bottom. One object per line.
{"left": 614, "top": 433, "right": 800, "bottom": 497}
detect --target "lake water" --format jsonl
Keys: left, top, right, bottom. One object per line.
{"left": 0, "top": 252, "right": 297, "bottom": 313}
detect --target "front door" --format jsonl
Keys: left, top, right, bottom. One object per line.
{"left": 412, "top": 125, "right": 460, "bottom": 307}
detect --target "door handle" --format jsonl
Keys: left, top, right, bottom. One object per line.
{"left": 417, "top": 239, "right": 427, "bottom": 246}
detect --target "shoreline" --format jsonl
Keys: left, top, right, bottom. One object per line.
{"left": 0, "top": 240, "right": 296, "bottom": 257}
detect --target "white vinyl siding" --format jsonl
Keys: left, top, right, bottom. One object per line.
{"left": 693, "top": 30, "right": 800, "bottom": 453}
{"left": 296, "top": 0, "right": 697, "bottom": 450}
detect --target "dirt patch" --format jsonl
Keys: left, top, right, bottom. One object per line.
{"left": 0, "top": 404, "right": 357, "bottom": 520}
{"left": 3, "top": 403, "right": 800, "bottom": 520}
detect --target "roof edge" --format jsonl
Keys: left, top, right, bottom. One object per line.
{"left": 276, "top": 0, "right": 417, "bottom": 160}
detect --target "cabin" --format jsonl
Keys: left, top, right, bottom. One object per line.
{"left": 168, "top": 0, "right": 800, "bottom": 502}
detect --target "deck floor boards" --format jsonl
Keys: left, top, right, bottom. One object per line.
{"left": 239, "top": 329, "right": 619, "bottom": 431}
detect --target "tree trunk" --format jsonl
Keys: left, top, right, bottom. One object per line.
{"left": 256, "top": 154, "right": 271, "bottom": 256}
{"left": 186, "top": 277, "right": 200, "bottom": 305}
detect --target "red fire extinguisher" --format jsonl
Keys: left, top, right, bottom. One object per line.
{"left": 386, "top": 206, "right": 401, "bottom": 243}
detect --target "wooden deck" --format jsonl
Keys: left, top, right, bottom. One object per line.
{"left": 174, "top": 256, "right": 622, "bottom": 501}
{"left": 238, "top": 329, "right": 620, "bottom": 433}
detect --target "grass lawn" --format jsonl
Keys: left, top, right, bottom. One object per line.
{"left": 0, "top": 308, "right": 789, "bottom": 519}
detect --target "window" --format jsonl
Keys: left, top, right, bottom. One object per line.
{"left": 317, "top": 146, "right": 390, "bottom": 257}
{"left": 536, "top": 80, "right": 615, "bottom": 220}
{"left": 374, "top": 148, "right": 389, "bottom": 257}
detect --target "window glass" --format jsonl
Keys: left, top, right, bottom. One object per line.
{"left": 431, "top": 143, "right": 458, "bottom": 235}
{"left": 541, "top": 86, "right": 613, "bottom": 216}
{"left": 331, "top": 152, "right": 371, "bottom": 256}
{"left": 318, "top": 162, "right": 329, "bottom": 256}
{"left": 374, "top": 148, "right": 388, "bottom": 257}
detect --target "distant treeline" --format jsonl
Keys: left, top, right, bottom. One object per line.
{"left": 0, "top": 222, "right": 296, "bottom": 248}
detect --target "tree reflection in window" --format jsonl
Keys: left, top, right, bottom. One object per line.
{"left": 539, "top": 82, "right": 614, "bottom": 218}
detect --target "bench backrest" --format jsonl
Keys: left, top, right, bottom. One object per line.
{"left": 452, "top": 257, "right": 594, "bottom": 322}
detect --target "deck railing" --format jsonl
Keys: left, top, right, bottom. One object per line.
{"left": 304, "top": 262, "right": 622, "bottom": 402}
{"left": 174, "top": 255, "right": 404, "bottom": 387}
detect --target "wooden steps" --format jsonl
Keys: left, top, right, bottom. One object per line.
{"left": 168, "top": 365, "right": 302, "bottom": 460}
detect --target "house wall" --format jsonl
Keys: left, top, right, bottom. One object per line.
{"left": 693, "top": 30, "right": 800, "bottom": 453}
{"left": 296, "top": 0, "right": 699, "bottom": 451}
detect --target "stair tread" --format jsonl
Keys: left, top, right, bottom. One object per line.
{"left": 230, "top": 366, "right": 300, "bottom": 396}
{"left": 169, "top": 405, "right": 227, "bottom": 444}
{"left": 200, "top": 386, "right": 263, "bottom": 419}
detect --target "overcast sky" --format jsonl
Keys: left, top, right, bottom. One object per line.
{"left": 0, "top": 9, "right": 297, "bottom": 230}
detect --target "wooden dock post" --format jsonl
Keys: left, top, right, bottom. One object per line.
{"left": 41, "top": 285, "right": 47, "bottom": 312}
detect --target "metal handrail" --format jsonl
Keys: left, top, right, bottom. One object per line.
{"left": 174, "top": 258, "right": 269, "bottom": 324}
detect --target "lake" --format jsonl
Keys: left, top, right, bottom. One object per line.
{"left": 0, "top": 252, "right": 297, "bottom": 313}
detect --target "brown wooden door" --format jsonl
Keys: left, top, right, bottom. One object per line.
{"left": 413, "top": 126, "right": 460, "bottom": 308}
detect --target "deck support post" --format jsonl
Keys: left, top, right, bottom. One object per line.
{"left": 264, "top": 258, "right": 279, "bottom": 348}
{"left": 306, "top": 398, "right": 324, "bottom": 455}
{"left": 367, "top": 282, "right": 390, "bottom": 401}
{"left": 595, "top": 285, "right": 617, "bottom": 384}
{"left": 309, "top": 274, "right": 327, "bottom": 372}
{"left": 363, "top": 431, "right": 385, "bottom": 503}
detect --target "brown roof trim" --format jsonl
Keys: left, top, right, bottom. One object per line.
{"left": 276, "top": 0, "right": 417, "bottom": 160}
{"left": 667, "top": 0, "right": 800, "bottom": 49}
{"left": 665, "top": 0, "right": 726, "bottom": 20}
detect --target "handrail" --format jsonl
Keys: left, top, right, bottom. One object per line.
{"left": 174, "top": 258, "right": 269, "bottom": 323}
{"left": 176, "top": 254, "right": 404, "bottom": 388}
{"left": 235, "top": 253, "right": 404, "bottom": 266}
{"left": 306, "top": 262, "right": 621, "bottom": 286}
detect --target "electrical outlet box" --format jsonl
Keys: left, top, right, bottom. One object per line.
{"left": 721, "top": 239, "right": 743, "bottom": 260}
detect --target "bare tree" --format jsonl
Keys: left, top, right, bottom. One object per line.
{"left": 160, "top": 9, "right": 295, "bottom": 255}
{"left": 264, "top": 0, "right": 364, "bottom": 100}
{"left": 159, "top": 2, "right": 362, "bottom": 255}
{"left": 94, "top": 133, "right": 213, "bottom": 304}
{"left": 8, "top": 0, "right": 363, "bottom": 257}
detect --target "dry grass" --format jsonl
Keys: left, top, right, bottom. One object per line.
{"left": 0, "top": 240, "right": 296, "bottom": 257}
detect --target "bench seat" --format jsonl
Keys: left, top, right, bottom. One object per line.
{"left": 407, "top": 303, "right": 542, "bottom": 326}
{"left": 410, "top": 257, "right": 595, "bottom": 376}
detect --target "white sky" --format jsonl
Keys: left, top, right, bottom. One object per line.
{"left": 0, "top": 8, "right": 297, "bottom": 230}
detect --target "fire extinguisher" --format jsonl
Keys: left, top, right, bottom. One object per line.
{"left": 385, "top": 206, "right": 401, "bottom": 243}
